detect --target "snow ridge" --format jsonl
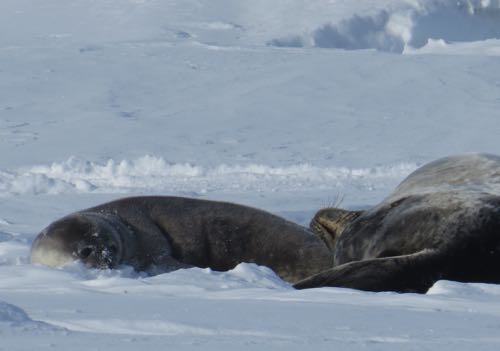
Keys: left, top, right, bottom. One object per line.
{"left": 270, "top": 0, "right": 500, "bottom": 53}
{"left": 0, "top": 156, "right": 417, "bottom": 196}
{"left": 0, "top": 300, "right": 63, "bottom": 333}
{"left": 0, "top": 301, "right": 31, "bottom": 324}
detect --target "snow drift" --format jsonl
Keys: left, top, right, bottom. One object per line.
{"left": 0, "top": 156, "right": 418, "bottom": 196}
{"left": 270, "top": 0, "right": 500, "bottom": 52}
{"left": 0, "top": 300, "right": 62, "bottom": 333}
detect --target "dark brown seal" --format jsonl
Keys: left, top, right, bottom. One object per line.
{"left": 296, "top": 153, "right": 500, "bottom": 293}
{"left": 31, "top": 196, "right": 333, "bottom": 284}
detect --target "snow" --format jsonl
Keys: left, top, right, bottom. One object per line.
{"left": 0, "top": 155, "right": 418, "bottom": 202}
{"left": 300, "top": 0, "right": 500, "bottom": 53}
{"left": 2, "top": 0, "right": 500, "bottom": 349}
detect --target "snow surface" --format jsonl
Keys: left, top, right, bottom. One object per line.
{"left": 2, "top": 0, "right": 500, "bottom": 349}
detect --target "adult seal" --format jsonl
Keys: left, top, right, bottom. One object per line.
{"left": 31, "top": 196, "right": 333, "bottom": 284}
{"left": 295, "top": 153, "right": 500, "bottom": 293}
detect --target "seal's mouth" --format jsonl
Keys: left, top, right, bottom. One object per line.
{"left": 309, "top": 216, "right": 341, "bottom": 251}
{"left": 310, "top": 218, "right": 335, "bottom": 238}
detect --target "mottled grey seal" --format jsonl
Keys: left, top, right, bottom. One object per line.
{"left": 296, "top": 153, "right": 500, "bottom": 293}
{"left": 31, "top": 196, "right": 333, "bottom": 284}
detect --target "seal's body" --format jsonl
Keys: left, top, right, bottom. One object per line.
{"left": 31, "top": 197, "right": 333, "bottom": 284}
{"left": 298, "top": 154, "right": 500, "bottom": 293}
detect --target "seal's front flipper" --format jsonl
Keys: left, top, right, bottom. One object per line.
{"left": 293, "top": 249, "right": 443, "bottom": 293}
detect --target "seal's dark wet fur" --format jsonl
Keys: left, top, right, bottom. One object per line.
{"left": 32, "top": 154, "right": 500, "bottom": 293}
{"left": 31, "top": 196, "right": 333, "bottom": 284}
{"left": 297, "top": 154, "right": 500, "bottom": 292}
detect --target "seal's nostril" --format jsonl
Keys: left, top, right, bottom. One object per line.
{"left": 78, "top": 247, "right": 93, "bottom": 259}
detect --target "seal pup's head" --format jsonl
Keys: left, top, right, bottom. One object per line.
{"left": 31, "top": 212, "right": 131, "bottom": 269}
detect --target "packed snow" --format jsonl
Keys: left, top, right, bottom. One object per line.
{"left": 2, "top": 0, "right": 500, "bottom": 350}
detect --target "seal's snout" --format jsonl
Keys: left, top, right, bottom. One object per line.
{"left": 30, "top": 234, "right": 75, "bottom": 268}
{"left": 76, "top": 241, "right": 119, "bottom": 269}
{"left": 31, "top": 214, "right": 123, "bottom": 270}
{"left": 309, "top": 208, "right": 362, "bottom": 250}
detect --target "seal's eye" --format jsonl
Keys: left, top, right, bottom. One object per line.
{"left": 108, "top": 245, "right": 118, "bottom": 256}
{"left": 78, "top": 247, "right": 93, "bottom": 259}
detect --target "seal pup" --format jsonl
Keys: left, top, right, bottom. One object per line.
{"left": 31, "top": 196, "right": 333, "bottom": 284}
{"left": 295, "top": 153, "right": 500, "bottom": 293}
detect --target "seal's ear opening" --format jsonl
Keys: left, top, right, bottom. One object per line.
{"left": 310, "top": 208, "right": 362, "bottom": 250}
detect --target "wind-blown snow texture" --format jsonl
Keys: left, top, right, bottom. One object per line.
{"left": 2, "top": 0, "right": 500, "bottom": 350}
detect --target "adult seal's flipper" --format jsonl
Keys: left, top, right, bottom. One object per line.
{"left": 293, "top": 249, "right": 443, "bottom": 293}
